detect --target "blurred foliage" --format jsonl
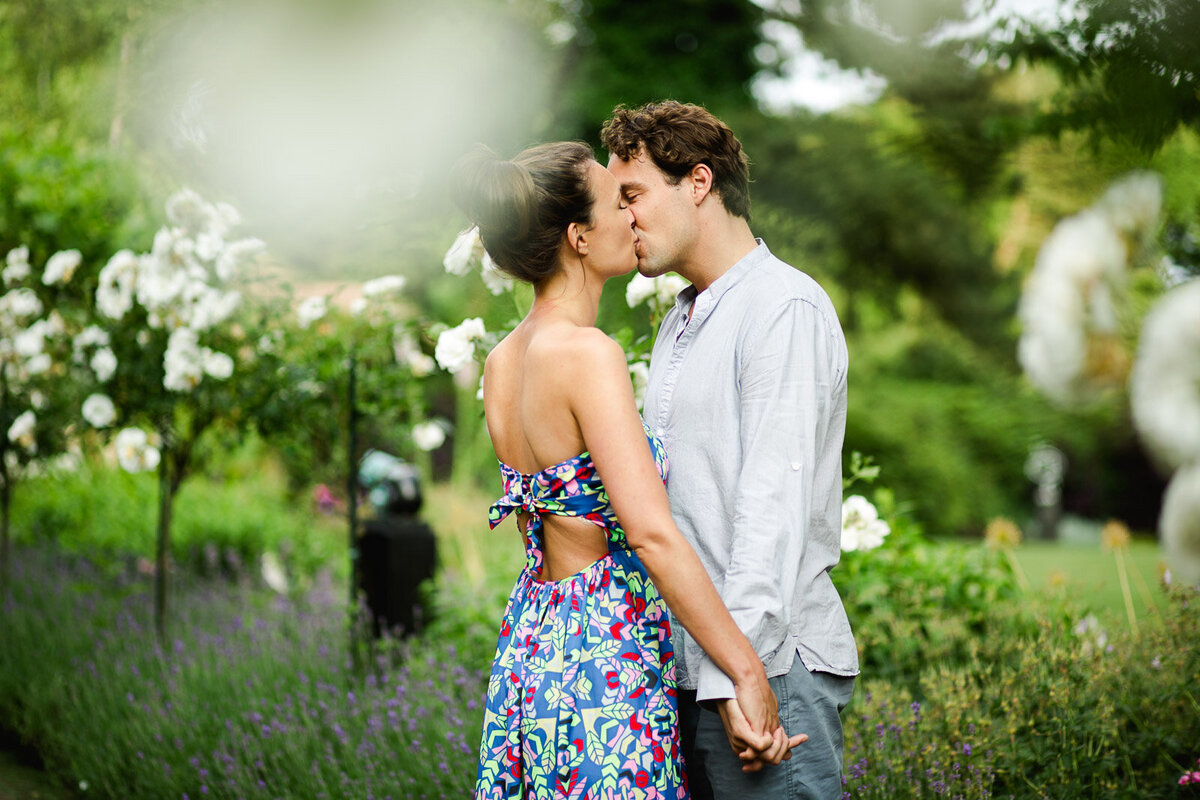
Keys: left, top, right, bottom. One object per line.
{"left": 1, "top": 0, "right": 1199, "bottom": 543}
{"left": 547, "top": 0, "right": 765, "bottom": 140}
{"left": 998, "top": 0, "right": 1200, "bottom": 154}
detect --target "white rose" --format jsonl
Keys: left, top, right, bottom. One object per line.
{"left": 163, "top": 328, "right": 203, "bottom": 391}
{"left": 25, "top": 353, "right": 51, "bottom": 375}
{"left": 443, "top": 228, "right": 479, "bottom": 276}
{"left": 114, "top": 428, "right": 161, "bottom": 473}
{"left": 296, "top": 296, "right": 327, "bottom": 329}
{"left": 434, "top": 318, "right": 487, "bottom": 373}
{"left": 625, "top": 274, "right": 657, "bottom": 308}
{"left": 361, "top": 275, "right": 407, "bottom": 297}
{"left": 480, "top": 251, "right": 512, "bottom": 295}
{"left": 5, "top": 288, "right": 43, "bottom": 319}
{"left": 82, "top": 394, "right": 117, "bottom": 428}
{"left": 42, "top": 249, "right": 82, "bottom": 285}
{"left": 3, "top": 246, "right": 30, "bottom": 285}
{"left": 14, "top": 321, "right": 47, "bottom": 358}
{"left": 434, "top": 327, "right": 474, "bottom": 373}
{"left": 1161, "top": 463, "right": 1200, "bottom": 588}
{"left": 202, "top": 349, "right": 234, "bottom": 380}
{"left": 1130, "top": 279, "right": 1200, "bottom": 470}
{"left": 393, "top": 330, "right": 436, "bottom": 377}
{"left": 412, "top": 421, "right": 446, "bottom": 451}
{"left": 1098, "top": 170, "right": 1163, "bottom": 239}
{"left": 841, "top": 495, "right": 890, "bottom": 552}
{"left": 7, "top": 410, "right": 36, "bottom": 452}
{"left": 91, "top": 348, "right": 118, "bottom": 382}
{"left": 165, "top": 188, "right": 215, "bottom": 234}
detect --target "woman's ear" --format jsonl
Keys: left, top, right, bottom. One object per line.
{"left": 567, "top": 222, "right": 588, "bottom": 256}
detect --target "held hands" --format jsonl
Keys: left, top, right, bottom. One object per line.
{"left": 724, "top": 679, "right": 808, "bottom": 773}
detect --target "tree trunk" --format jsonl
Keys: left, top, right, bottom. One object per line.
{"left": 154, "top": 451, "right": 175, "bottom": 641}
{"left": 0, "top": 476, "right": 10, "bottom": 592}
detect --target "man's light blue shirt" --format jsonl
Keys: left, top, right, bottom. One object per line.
{"left": 644, "top": 240, "right": 859, "bottom": 702}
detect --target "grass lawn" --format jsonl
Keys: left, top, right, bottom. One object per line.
{"left": 1013, "top": 538, "right": 1168, "bottom": 627}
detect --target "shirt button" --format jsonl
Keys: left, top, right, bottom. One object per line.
{"left": 790, "top": 461, "right": 801, "bottom": 471}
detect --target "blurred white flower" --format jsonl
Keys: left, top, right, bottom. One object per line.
{"left": 72, "top": 326, "right": 110, "bottom": 363}
{"left": 25, "top": 353, "right": 51, "bottom": 375}
{"left": 393, "top": 329, "right": 435, "bottom": 377}
{"left": 1018, "top": 210, "right": 1129, "bottom": 407}
{"left": 3, "top": 288, "right": 43, "bottom": 320}
{"left": 96, "top": 250, "right": 139, "bottom": 320}
{"left": 1161, "top": 462, "right": 1200, "bottom": 588}
{"left": 480, "top": 251, "right": 512, "bottom": 295}
{"left": 3, "top": 246, "right": 30, "bottom": 285}
{"left": 215, "top": 237, "right": 265, "bottom": 283}
{"left": 296, "top": 296, "right": 327, "bottom": 329}
{"left": 626, "top": 273, "right": 688, "bottom": 309}
{"left": 165, "top": 188, "right": 216, "bottom": 235}
{"left": 1097, "top": 171, "right": 1163, "bottom": 240}
{"left": 42, "top": 249, "right": 82, "bottom": 285}
{"left": 348, "top": 297, "right": 368, "bottom": 315}
{"left": 163, "top": 328, "right": 204, "bottom": 391}
{"left": 194, "top": 231, "right": 224, "bottom": 262}
{"left": 14, "top": 320, "right": 48, "bottom": 359}
{"left": 91, "top": 348, "right": 117, "bottom": 382}
{"left": 82, "top": 394, "right": 117, "bottom": 428}
{"left": 412, "top": 421, "right": 446, "bottom": 451}
{"left": 443, "top": 228, "right": 479, "bottom": 276}
{"left": 202, "top": 349, "right": 234, "bottom": 380}
{"left": 362, "top": 274, "right": 407, "bottom": 297}
{"left": 625, "top": 274, "right": 657, "bottom": 308}
{"left": 434, "top": 317, "right": 487, "bottom": 373}
{"left": 29, "top": 390, "right": 45, "bottom": 410}
{"left": 136, "top": 246, "right": 191, "bottom": 312}
{"left": 188, "top": 288, "right": 241, "bottom": 332}
{"left": 1130, "top": 279, "right": 1200, "bottom": 471}
{"left": 261, "top": 551, "right": 289, "bottom": 594}
{"left": 7, "top": 410, "right": 36, "bottom": 452}
{"left": 114, "top": 428, "right": 161, "bottom": 473}
{"left": 841, "top": 495, "right": 890, "bottom": 552}
{"left": 629, "top": 360, "right": 650, "bottom": 411}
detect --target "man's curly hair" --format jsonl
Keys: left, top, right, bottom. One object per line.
{"left": 600, "top": 100, "right": 751, "bottom": 221}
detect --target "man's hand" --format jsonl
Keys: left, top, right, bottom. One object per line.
{"left": 717, "top": 698, "right": 809, "bottom": 773}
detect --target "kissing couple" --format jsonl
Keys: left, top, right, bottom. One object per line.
{"left": 461, "top": 101, "right": 858, "bottom": 800}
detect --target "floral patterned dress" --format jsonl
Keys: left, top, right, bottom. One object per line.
{"left": 474, "top": 426, "right": 687, "bottom": 800}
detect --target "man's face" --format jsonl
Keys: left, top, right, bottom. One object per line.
{"left": 606, "top": 148, "right": 696, "bottom": 278}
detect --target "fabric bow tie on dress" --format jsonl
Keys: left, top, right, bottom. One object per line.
{"left": 488, "top": 466, "right": 545, "bottom": 531}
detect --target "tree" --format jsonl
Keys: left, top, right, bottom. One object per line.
{"left": 997, "top": 0, "right": 1200, "bottom": 153}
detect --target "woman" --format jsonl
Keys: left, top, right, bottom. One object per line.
{"left": 454, "top": 142, "right": 798, "bottom": 799}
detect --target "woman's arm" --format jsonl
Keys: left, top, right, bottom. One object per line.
{"left": 560, "top": 330, "right": 791, "bottom": 761}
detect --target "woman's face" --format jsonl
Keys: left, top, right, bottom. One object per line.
{"left": 579, "top": 161, "right": 638, "bottom": 277}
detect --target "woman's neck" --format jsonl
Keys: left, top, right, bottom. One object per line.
{"left": 530, "top": 258, "right": 604, "bottom": 327}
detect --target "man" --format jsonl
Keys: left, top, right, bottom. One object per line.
{"left": 601, "top": 101, "right": 858, "bottom": 799}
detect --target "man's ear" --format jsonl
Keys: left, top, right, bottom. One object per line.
{"left": 688, "top": 163, "right": 714, "bottom": 206}
{"left": 567, "top": 221, "right": 588, "bottom": 256}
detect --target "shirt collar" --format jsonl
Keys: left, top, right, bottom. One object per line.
{"left": 672, "top": 239, "right": 769, "bottom": 319}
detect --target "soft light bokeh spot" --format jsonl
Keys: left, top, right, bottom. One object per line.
{"left": 137, "top": 0, "right": 550, "bottom": 246}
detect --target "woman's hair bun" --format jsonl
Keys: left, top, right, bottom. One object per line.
{"left": 450, "top": 145, "right": 536, "bottom": 244}
{"left": 449, "top": 141, "right": 595, "bottom": 285}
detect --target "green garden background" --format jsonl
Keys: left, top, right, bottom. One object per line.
{"left": 1, "top": 0, "right": 1198, "bottom": 797}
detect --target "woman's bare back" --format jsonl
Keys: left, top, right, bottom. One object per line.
{"left": 483, "top": 318, "right": 611, "bottom": 579}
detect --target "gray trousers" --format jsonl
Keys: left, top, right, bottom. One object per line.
{"left": 678, "top": 657, "right": 855, "bottom": 800}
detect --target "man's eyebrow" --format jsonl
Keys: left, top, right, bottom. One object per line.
{"left": 619, "top": 181, "right": 647, "bottom": 192}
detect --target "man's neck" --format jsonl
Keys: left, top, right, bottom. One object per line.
{"left": 677, "top": 215, "right": 758, "bottom": 293}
